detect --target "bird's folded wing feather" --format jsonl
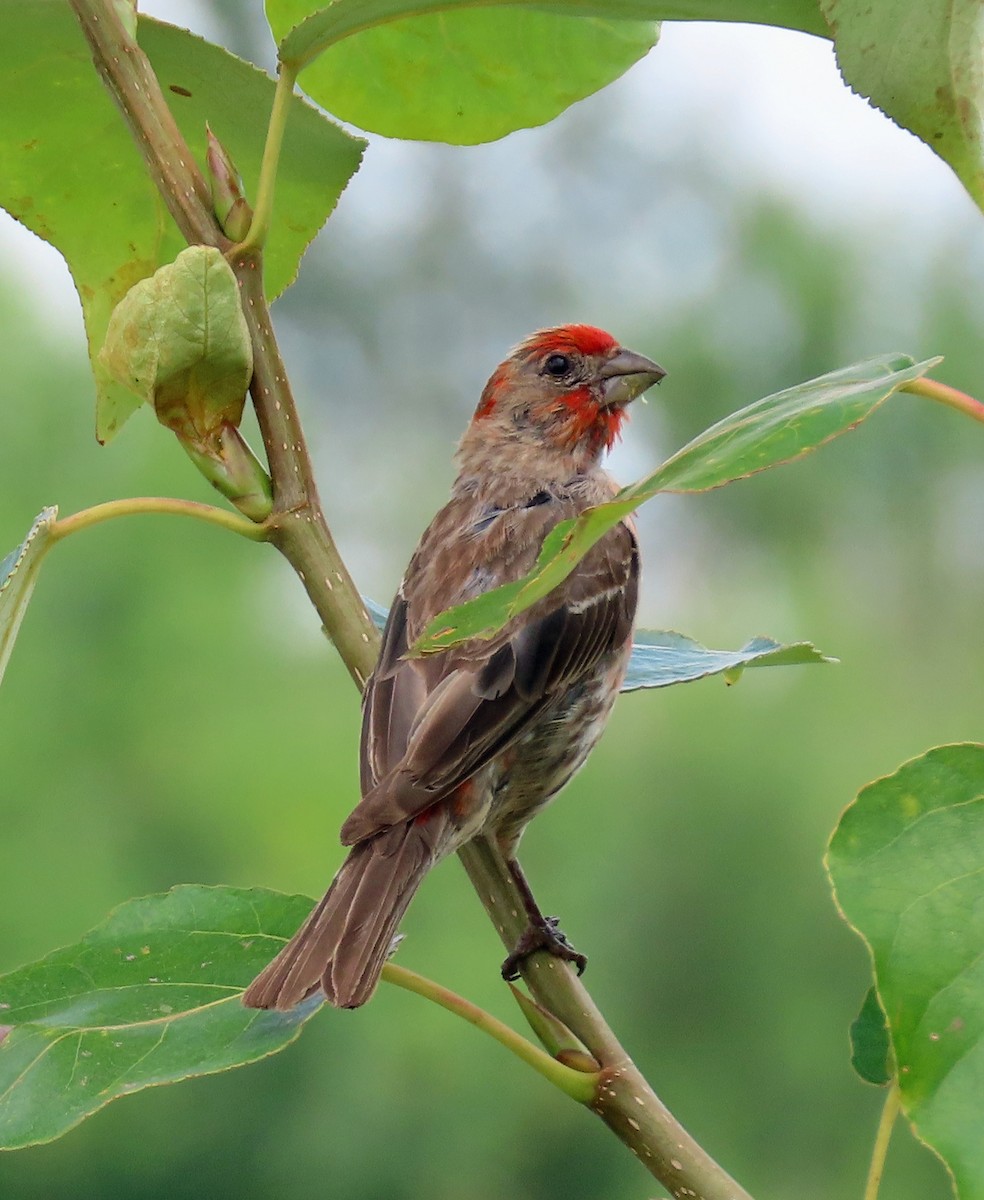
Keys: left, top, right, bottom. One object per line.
{"left": 341, "top": 494, "right": 637, "bottom": 846}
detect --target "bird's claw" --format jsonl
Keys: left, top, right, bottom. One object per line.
{"left": 501, "top": 915, "right": 587, "bottom": 981}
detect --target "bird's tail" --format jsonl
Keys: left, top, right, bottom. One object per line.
{"left": 242, "top": 823, "right": 433, "bottom": 1010}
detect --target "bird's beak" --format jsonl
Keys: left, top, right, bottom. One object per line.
{"left": 596, "top": 348, "right": 666, "bottom": 409}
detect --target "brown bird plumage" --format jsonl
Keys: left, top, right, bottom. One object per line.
{"left": 243, "top": 325, "right": 664, "bottom": 1010}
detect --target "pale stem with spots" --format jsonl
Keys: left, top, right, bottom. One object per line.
{"left": 69, "top": 3, "right": 755, "bottom": 1196}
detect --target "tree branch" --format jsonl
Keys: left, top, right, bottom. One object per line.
{"left": 69, "top": 3, "right": 752, "bottom": 1195}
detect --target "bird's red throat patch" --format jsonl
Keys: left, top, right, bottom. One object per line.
{"left": 560, "top": 386, "right": 625, "bottom": 453}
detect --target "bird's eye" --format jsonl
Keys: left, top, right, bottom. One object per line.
{"left": 543, "top": 353, "right": 572, "bottom": 378}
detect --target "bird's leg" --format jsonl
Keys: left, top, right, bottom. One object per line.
{"left": 500, "top": 857, "right": 587, "bottom": 981}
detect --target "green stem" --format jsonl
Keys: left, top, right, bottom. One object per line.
{"left": 49, "top": 497, "right": 269, "bottom": 544}
{"left": 864, "top": 1086, "right": 900, "bottom": 1200}
{"left": 382, "top": 963, "right": 597, "bottom": 1103}
{"left": 235, "top": 62, "right": 299, "bottom": 256}
{"left": 904, "top": 376, "right": 984, "bottom": 424}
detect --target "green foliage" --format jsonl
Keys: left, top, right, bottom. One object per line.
{"left": 828, "top": 745, "right": 984, "bottom": 1198}
{"left": 0, "top": 887, "right": 317, "bottom": 1150}
{"left": 412, "top": 354, "right": 939, "bottom": 654}
{"left": 264, "top": 0, "right": 828, "bottom": 146}
{"left": 272, "top": 0, "right": 829, "bottom": 77}
{"left": 2, "top": 2, "right": 363, "bottom": 441}
{"left": 270, "top": 1, "right": 658, "bottom": 144}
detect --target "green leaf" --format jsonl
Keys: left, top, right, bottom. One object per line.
{"left": 0, "top": 509, "right": 57, "bottom": 691}
{"left": 274, "top": 0, "right": 829, "bottom": 70}
{"left": 850, "top": 986, "right": 893, "bottom": 1087}
{"left": 270, "top": 0, "right": 657, "bottom": 144}
{"left": 412, "top": 353, "right": 940, "bottom": 654}
{"left": 269, "top": 0, "right": 829, "bottom": 144}
{"left": 827, "top": 743, "right": 984, "bottom": 1197}
{"left": 270, "top": 0, "right": 829, "bottom": 143}
{"left": 622, "top": 631, "right": 834, "bottom": 690}
{"left": 821, "top": 0, "right": 984, "bottom": 212}
{"left": 1, "top": 3, "right": 364, "bottom": 441}
{"left": 0, "top": 886, "right": 319, "bottom": 1150}
{"left": 98, "top": 246, "right": 253, "bottom": 441}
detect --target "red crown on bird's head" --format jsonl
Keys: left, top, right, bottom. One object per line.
{"left": 516, "top": 324, "right": 618, "bottom": 360}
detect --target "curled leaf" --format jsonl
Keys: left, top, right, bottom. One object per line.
{"left": 98, "top": 245, "right": 253, "bottom": 441}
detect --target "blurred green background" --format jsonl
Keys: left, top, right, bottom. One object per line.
{"left": 2, "top": 6, "right": 983, "bottom": 1199}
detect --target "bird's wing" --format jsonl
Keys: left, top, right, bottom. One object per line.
{"left": 343, "top": 494, "right": 637, "bottom": 845}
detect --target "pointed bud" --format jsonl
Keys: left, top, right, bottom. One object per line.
{"left": 206, "top": 126, "right": 253, "bottom": 242}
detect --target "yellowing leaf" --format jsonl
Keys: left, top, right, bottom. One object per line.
{"left": 98, "top": 246, "right": 253, "bottom": 445}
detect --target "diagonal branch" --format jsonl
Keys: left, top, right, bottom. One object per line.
{"left": 69, "top": 3, "right": 752, "bottom": 1196}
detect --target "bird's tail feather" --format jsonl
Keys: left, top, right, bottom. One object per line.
{"left": 242, "top": 824, "right": 432, "bottom": 1011}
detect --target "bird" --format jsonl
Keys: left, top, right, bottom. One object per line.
{"left": 242, "top": 324, "right": 665, "bottom": 1010}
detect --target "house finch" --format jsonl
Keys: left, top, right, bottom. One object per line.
{"left": 243, "top": 324, "right": 664, "bottom": 1010}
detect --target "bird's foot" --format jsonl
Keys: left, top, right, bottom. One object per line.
{"left": 500, "top": 916, "right": 587, "bottom": 981}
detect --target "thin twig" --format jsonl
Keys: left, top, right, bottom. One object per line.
{"left": 903, "top": 376, "right": 984, "bottom": 424}
{"left": 234, "top": 63, "right": 299, "bottom": 257}
{"left": 383, "top": 962, "right": 597, "bottom": 1103}
{"left": 864, "top": 1086, "right": 900, "bottom": 1200}
{"left": 50, "top": 497, "right": 269, "bottom": 543}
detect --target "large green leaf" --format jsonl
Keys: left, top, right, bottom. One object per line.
{"left": 274, "top": 0, "right": 828, "bottom": 68}
{"left": 828, "top": 744, "right": 984, "bottom": 1198}
{"left": 412, "top": 353, "right": 940, "bottom": 654}
{"left": 821, "top": 0, "right": 984, "bottom": 213}
{"left": 269, "top": 0, "right": 828, "bottom": 145}
{"left": 0, "top": 886, "right": 319, "bottom": 1150}
{"left": 0, "top": 509, "right": 57, "bottom": 692}
{"left": 1, "top": 3, "right": 364, "bottom": 441}
{"left": 271, "top": 1, "right": 657, "bottom": 144}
